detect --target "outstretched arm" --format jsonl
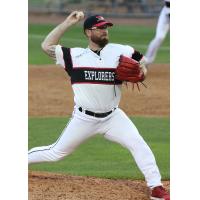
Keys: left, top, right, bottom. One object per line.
{"left": 41, "top": 11, "right": 84, "bottom": 59}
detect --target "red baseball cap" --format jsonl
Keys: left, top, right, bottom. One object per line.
{"left": 83, "top": 15, "right": 113, "bottom": 30}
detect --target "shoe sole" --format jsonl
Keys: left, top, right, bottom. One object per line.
{"left": 150, "top": 197, "right": 164, "bottom": 200}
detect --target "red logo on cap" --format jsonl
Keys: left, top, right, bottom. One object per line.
{"left": 96, "top": 16, "right": 105, "bottom": 22}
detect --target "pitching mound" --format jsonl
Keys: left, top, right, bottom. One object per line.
{"left": 29, "top": 171, "right": 169, "bottom": 200}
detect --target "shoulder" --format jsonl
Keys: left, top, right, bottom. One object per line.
{"left": 70, "top": 47, "right": 86, "bottom": 55}
{"left": 106, "top": 43, "right": 131, "bottom": 49}
{"left": 56, "top": 45, "right": 85, "bottom": 53}
{"left": 107, "top": 43, "right": 134, "bottom": 52}
{"left": 105, "top": 43, "right": 134, "bottom": 57}
{"left": 56, "top": 45, "right": 87, "bottom": 57}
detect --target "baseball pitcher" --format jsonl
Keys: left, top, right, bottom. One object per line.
{"left": 28, "top": 11, "right": 170, "bottom": 200}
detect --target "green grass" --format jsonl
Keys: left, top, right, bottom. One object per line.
{"left": 28, "top": 24, "right": 170, "bottom": 64}
{"left": 28, "top": 116, "right": 170, "bottom": 180}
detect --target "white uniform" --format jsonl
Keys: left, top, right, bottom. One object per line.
{"left": 145, "top": 0, "right": 170, "bottom": 65}
{"left": 28, "top": 43, "right": 162, "bottom": 188}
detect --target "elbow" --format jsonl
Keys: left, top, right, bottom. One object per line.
{"left": 41, "top": 41, "right": 48, "bottom": 53}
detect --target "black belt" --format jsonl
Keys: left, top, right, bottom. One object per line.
{"left": 165, "top": 1, "right": 170, "bottom": 8}
{"left": 78, "top": 107, "right": 116, "bottom": 118}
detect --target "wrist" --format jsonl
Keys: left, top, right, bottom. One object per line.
{"left": 139, "top": 60, "right": 147, "bottom": 77}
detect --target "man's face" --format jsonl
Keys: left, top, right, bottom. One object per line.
{"left": 88, "top": 25, "right": 109, "bottom": 48}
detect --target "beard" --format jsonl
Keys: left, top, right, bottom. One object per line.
{"left": 90, "top": 34, "right": 109, "bottom": 48}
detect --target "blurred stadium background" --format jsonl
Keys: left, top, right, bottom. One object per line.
{"left": 29, "top": 0, "right": 163, "bottom": 18}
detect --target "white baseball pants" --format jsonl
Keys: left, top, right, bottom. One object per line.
{"left": 28, "top": 107, "right": 162, "bottom": 188}
{"left": 145, "top": 6, "right": 170, "bottom": 65}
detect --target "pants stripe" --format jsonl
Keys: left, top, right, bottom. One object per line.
{"left": 28, "top": 117, "right": 73, "bottom": 155}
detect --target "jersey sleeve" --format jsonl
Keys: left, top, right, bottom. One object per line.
{"left": 122, "top": 45, "right": 143, "bottom": 62}
{"left": 55, "top": 45, "right": 73, "bottom": 76}
{"left": 55, "top": 45, "right": 65, "bottom": 67}
{"left": 121, "top": 45, "right": 134, "bottom": 57}
{"left": 131, "top": 50, "right": 143, "bottom": 62}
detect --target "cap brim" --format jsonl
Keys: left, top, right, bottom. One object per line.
{"left": 94, "top": 21, "right": 113, "bottom": 27}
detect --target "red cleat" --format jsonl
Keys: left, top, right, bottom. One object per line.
{"left": 150, "top": 186, "right": 170, "bottom": 200}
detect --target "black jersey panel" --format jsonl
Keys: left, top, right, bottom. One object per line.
{"left": 61, "top": 47, "right": 73, "bottom": 76}
{"left": 71, "top": 68, "right": 122, "bottom": 85}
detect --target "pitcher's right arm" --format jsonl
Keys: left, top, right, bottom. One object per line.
{"left": 41, "top": 11, "right": 84, "bottom": 60}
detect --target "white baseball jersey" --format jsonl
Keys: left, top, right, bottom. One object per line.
{"left": 55, "top": 43, "right": 143, "bottom": 113}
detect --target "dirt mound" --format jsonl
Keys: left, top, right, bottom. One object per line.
{"left": 29, "top": 171, "right": 169, "bottom": 200}
{"left": 28, "top": 64, "right": 169, "bottom": 117}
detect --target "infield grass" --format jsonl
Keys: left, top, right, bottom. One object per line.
{"left": 28, "top": 116, "right": 170, "bottom": 180}
{"left": 28, "top": 24, "right": 170, "bottom": 64}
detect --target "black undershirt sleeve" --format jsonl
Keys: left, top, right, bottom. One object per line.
{"left": 131, "top": 50, "right": 143, "bottom": 62}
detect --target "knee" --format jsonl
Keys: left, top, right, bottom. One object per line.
{"left": 49, "top": 148, "right": 73, "bottom": 162}
{"left": 123, "top": 135, "right": 147, "bottom": 151}
{"left": 154, "top": 35, "right": 165, "bottom": 43}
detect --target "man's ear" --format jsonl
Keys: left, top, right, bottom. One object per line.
{"left": 85, "top": 29, "right": 91, "bottom": 37}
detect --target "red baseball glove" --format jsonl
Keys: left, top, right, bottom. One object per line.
{"left": 115, "top": 55, "right": 145, "bottom": 83}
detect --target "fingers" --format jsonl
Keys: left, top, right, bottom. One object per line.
{"left": 75, "top": 11, "right": 85, "bottom": 20}
{"left": 70, "top": 10, "right": 84, "bottom": 21}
